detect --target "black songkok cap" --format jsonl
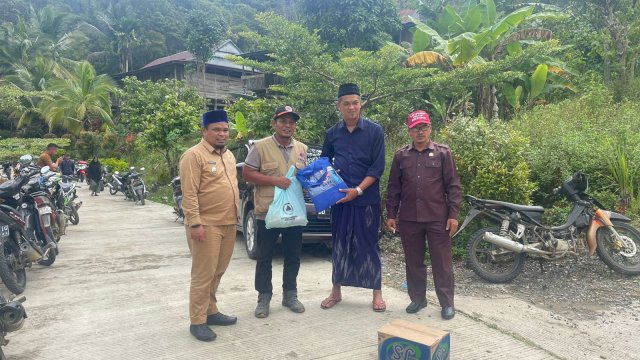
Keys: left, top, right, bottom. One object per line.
{"left": 337, "top": 83, "right": 360, "bottom": 98}
{"left": 202, "top": 110, "right": 228, "bottom": 127}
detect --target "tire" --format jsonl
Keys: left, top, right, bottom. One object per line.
{"left": 68, "top": 205, "right": 80, "bottom": 225}
{"left": 109, "top": 184, "right": 118, "bottom": 195}
{"left": 243, "top": 209, "right": 258, "bottom": 260}
{"left": 137, "top": 190, "right": 145, "bottom": 205}
{"left": 37, "top": 246, "right": 56, "bottom": 266}
{"left": 78, "top": 174, "right": 84, "bottom": 183}
{"left": 0, "top": 240, "right": 26, "bottom": 294}
{"left": 466, "top": 226, "right": 526, "bottom": 283}
{"left": 596, "top": 221, "right": 640, "bottom": 275}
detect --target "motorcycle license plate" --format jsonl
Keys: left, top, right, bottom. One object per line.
{"left": 38, "top": 206, "right": 53, "bottom": 215}
{"left": 0, "top": 225, "right": 9, "bottom": 237}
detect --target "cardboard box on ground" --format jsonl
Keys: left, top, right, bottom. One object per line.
{"left": 378, "top": 319, "right": 450, "bottom": 360}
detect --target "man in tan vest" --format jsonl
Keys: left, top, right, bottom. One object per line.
{"left": 242, "top": 105, "right": 308, "bottom": 318}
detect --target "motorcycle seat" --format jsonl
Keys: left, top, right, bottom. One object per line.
{"left": 61, "top": 182, "right": 73, "bottom": 190}
{"left": 0, "top": 178, "right": 23, "bottom": 198}
{"left": 469, "top": 196, "right": 544, "bottom": 213}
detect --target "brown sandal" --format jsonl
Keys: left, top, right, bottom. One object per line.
{"left": 372, "top": 298, "right": 387, "bottom": 312}
{"left": 320, "top": 296, "right": 342, "bottom": 309}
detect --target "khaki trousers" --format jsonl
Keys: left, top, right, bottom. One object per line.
{"left": 185, "top": 224, "right": 236, "bottom": 324}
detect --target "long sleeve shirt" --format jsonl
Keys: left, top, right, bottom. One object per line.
{"left": 321, "top": 117, "right": 385, "bottom": 206}
{"left": 386, "top": 141, "right": 462, "bottom": 222}
{"left": 179, "top": 139, "right": 240, "bottom": 226}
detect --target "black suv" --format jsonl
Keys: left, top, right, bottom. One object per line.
{"left": 234, "top": 141, "right": 332, "bottom": 259}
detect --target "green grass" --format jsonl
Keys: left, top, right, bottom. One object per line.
{"left": 147, "top": 185, "right": 173, "bottom": 206}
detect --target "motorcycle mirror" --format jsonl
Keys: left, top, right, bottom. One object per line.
{"left": 40, "top": 166, "right": 50, "bottom": 174}
{"left": 115, "top": 171, "right": 120, "bottom": 175}
{"left": 130, "top": 166, "right": 135, "bottom": 170}
{"left": 140, "top": 167, "right": 145, "bottom": 171}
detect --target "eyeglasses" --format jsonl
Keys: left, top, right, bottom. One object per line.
{"left": 410, "top": 125, "right": 431, "bottom": 133}
{"left": 276, "top": 119, "right": 297, "bottom": 126}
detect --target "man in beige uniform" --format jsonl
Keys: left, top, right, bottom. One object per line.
{"left": 179, "top": 110, "right": 240, "bottom": 342}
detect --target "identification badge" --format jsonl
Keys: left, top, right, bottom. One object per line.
{"left": 212, "top": 167, "right": 217, "bottom": 172}
{"left": 207, "top": 160, "right": 217, "bottom": 164}
{"left": 429, "top": 152, "right": 434, "bottom": 157}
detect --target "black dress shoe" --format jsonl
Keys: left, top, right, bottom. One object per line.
{"left": 190, "top": 324, "right": 216, "bottom": 342}
{"left": 441, "top": 306, "right": 455, "bottom": 320}
{"left": 405, "top": 299, "right": 428, "bottom": 314}
{"left": 207, "top": 312, "right": 237, "bottom": 326}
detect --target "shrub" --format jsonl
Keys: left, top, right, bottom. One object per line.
{"left": 515, "top": 90, "right": 640, "bottom": 207}
{"left": 102, "top": 158, "right": 129, "bottom": 173}
{"left": 439, "top": 116, "right": 536, "bottom": 204}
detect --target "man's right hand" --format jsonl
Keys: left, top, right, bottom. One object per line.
{"left": 190, "top": 225, "right": 206, "bottom": 242}
{"left": 386, "top": 219, "right": 397, "bottom": 233}
{"left": 272, "top": 176, "right": 292, "bottom": 190}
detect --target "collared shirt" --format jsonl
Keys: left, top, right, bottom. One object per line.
{"left": 244, "top": 134, "right": 295, "bottom": 170}
{"left": 321, "top": 117, "right": 385, "bottom": 206}
{"left": 386, "top": 141, "right": 462, "bottom": 222}
{"left": 179, "top": 139, "right": 240, "bottom": 226}
{"left": 37, "top": 152, "right": 54, "bottom": 168}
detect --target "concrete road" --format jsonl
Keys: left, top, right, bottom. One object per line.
{"left": 3, "top": 185, "right": 637, "bottom": 359}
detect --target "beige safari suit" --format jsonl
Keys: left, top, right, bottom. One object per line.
{"left": 179, "top": 139, "right": 240, "bottom": 325}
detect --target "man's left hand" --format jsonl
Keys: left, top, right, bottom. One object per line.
{"left": 336, "top": 188, "right": 358, "bottom": 204}
{"left": 446, "top": 219, "right": 459, "bottom": 237}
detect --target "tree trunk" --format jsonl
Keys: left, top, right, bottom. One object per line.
{"left": 604, "top": 42, "right": 612, "bottom": 86}
{"left": 164, "top": 150, "right": 175, "bottom": 178}
{"left": 201, "top": 61, "right": 207, "bottom": 109}
{"left": 479, "top": 85, "right": 498, "bottom": 120}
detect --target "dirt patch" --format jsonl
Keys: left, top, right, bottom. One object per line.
{"left": 379, "top": 233, "right": 640, "bottom": 317}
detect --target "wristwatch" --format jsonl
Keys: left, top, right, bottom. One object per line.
{"left": 355, "top": 186, "right": 363, "bottom": 196}
{"left": 190, "top": 224, "right": 202, "bottom": 228}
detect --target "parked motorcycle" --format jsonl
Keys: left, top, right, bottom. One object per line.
{"left": 51, "top": 175, "right": 81, "bottom": 226}
{"left": 1, "top": 163, "right": 11, "bottom": 181}
{"left": 0, "top": 167, "right": 56, "bottom": 294}
{"left": 76, "top": 160, "right": 87, "bottom": 183}
{"left": 35, "top": 168, "right": 65, "bottom": 243}
{"left": 456, "top": 172, "right": 640, "bottom": 283}
{"left": 170, "top": 176, "right": 183, "bottom": 221}
{"left": 123, "top": 167, "right": 146, "bottom": 205}
{"left": 105, "top": 170, "right": 123, "bottom": 195}
{"left": 0, "top": 295, "right": 26, "bottom": 360}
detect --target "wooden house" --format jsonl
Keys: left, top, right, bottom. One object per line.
{"left": 114, "top": 40, "right": 259, "bottom": 108}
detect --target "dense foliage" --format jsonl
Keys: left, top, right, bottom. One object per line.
{"left": 1, "top": 0, "right": 640, "bottom": 233}
{"left": 0, "top": 137, "right": 70, "bottom": 160}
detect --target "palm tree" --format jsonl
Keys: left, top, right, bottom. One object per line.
{"left": 40, "top": 61, "right": 117, "bottom": 134}
{"left": 0, "top": 5, "right": 82, "bottom": 75}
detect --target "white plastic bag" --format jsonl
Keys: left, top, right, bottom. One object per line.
{"left": 265, "top": 165, "right": 308, "bottom": 229}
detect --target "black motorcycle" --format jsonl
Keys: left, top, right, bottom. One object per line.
{"left": 122, "top": 167, "right": 146, "bottom": 205}
{"left": 0, "top": 295, "right": 26, "bottom": 360}
{"left": 0, "top": 169, "right": 56, "bottom": 294}
{"left": 170, "top": 176, "right": 183, "bottom": 221}
{"left": 456, "top": 172, "right": 640, "bottom": 283}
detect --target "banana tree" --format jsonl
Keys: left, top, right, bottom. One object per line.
{"left": 405, "top": 0, "right": 565, "bottom": 119}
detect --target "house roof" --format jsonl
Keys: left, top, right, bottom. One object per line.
{"left": 399, "top": 9, "right": 420, "bottom": 23}
{"left": 141, "top": 51, "right": 194, "bottom": 69}
{"left": 116, "top": 39, "right": 250, "bottom": 78}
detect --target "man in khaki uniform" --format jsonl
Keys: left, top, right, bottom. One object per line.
{"left": 242, "top": 106, "right": 308, "bottom": 318}
{"left": 179, "top": 110, "right": 240, "bottom": 342}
